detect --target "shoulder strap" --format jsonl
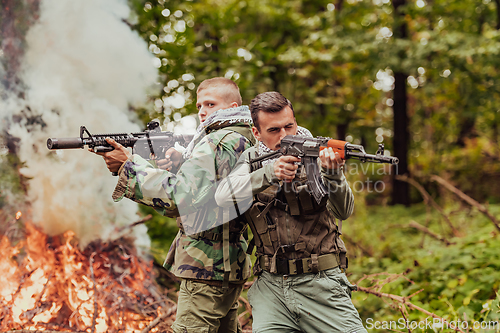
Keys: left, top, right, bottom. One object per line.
{"left": 224, "top": 125, "right": 257, "bottom": 146}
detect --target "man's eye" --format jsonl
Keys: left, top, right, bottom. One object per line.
{"left": 208, "top": 103, "right": 215, "bottom": 107}
{"left": 196, "top": 105, "right": 201, "bottom": 110}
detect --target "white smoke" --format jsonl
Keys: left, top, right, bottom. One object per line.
{"left": 0, "top": 0, "right": 159, "bottom": 251}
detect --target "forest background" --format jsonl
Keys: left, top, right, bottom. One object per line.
{"left": 2, "top": 0, "right": 500, "bottom": 331}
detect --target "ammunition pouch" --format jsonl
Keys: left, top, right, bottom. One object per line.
{"left": 277, "top": 170, "right": 328, "bottom": 216}
{"left": 245, "top": 160, "right": 349, "bottom": 278}
{"left": 257, "top": 253, "right": 340, "bottom": 276}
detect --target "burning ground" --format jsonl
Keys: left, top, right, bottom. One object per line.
{"left": 0, "top": 220, "right": 177, "bottom": 332}
{"left": 0, "top": 0, "right": 176, "bottom": 331}
{"left": 0, "top": 0, "right": 255, "bottom": 331}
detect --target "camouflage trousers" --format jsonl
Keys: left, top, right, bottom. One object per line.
{"left": 171, "top": 279, "right": 244, "bottom": 333}
{"left": 247, "top": 267, "right": 367, "bottom": 333}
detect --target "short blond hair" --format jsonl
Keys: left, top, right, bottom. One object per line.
{"left": 197, "top": 77, "right": 242, "bottom": 106}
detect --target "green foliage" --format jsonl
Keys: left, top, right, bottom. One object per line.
{"left": 411, "top": 136, "right": 500, "bottom": 203}
{"left": 127, "top": 0, "right": 500, "bottom": 204}
{"left": 0, "top": 151, "right": 27, "bottom": 211}
{"left": 138, "top": 204, "right": 178, "bottom": 263}
{"left": 346, "top": 203, "right": 500, "bottom": 331}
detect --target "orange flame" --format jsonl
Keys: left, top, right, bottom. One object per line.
{"left": 0, "top": 222, "right": 172, "bottom": 332}
{"left": 15, "top": 211, "right": 22, "bottom": 220}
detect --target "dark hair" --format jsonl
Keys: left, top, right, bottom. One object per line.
{"left": 197, "top": 77, "right": 242, "bottom": 106}
{"left": 250, "top": 91, "right": 295, "bottom": 130}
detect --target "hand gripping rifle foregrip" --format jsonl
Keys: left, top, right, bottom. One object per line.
{"left": 320, "top": 139, "right": 399, "bottom": 165}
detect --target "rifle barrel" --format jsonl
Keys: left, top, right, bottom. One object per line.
{"left": 47, "top": 137, "right": 84, "bottom": 149}
{"left": 348, "top": 151, "right": 399, "bottom": 164}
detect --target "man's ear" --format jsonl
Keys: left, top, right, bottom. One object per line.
{"left": 251, "top": 126, "right": 261, "bottom": 142}
{"left": 230, "top": 102, "right": 238, "bottom": 108}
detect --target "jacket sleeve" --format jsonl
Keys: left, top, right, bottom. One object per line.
{"left": 216, "top": 148, "right": 354, "bottom": 220}
{"left": 215, "top": 149, "right": 278, "bottom": 209}
{"left": 112, "top": 131, "right": 246, "bottom": 216}
{"left": 321, "top": 166, "right": 354, "bottom": 220}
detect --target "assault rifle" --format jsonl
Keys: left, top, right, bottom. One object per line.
{"left": 47, "top": 120, "right": 193, "bottom": 175}
{"left": 249, "top": 135, "right": 399, "bottom": 204}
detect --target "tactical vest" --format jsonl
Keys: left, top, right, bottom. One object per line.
{"left": 245, "top": 164, "right": 348, "bottom": 276}
{"left": 178, "top": 125, "right": 255, "bottom": 286}
{"left": 183, "top": 125, "right": 255, "bottom": 240}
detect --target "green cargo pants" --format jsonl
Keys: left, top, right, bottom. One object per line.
{"left": 171, "top": 279, "right": 244, "bottom": 333}
{"left": 247, "top": 267, "right": 367, "bottom": 333}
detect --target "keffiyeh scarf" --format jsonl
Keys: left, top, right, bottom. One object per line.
{"left": 182, "top": 105, "right": 253, "bottom": 159}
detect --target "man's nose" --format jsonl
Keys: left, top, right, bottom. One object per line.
{"left": 279, "top": 128, "right": 288, "bottom": 140}
{"left": 198, "top": 107, "right": 206, "bottom": 117}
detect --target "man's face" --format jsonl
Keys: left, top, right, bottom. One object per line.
{"left": 196, "top": 87, "right": 238, "bottom": 123}
{"left": 252, "top": 106, "right": 298, "bottom": 150}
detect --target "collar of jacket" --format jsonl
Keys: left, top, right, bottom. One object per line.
{"left": 183, "top": 105, "right": 252, "bottom": 159}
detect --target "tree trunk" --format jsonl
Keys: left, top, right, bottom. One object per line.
{"left": 392, "top": 72, "right": 410, "bottom": 206}
{"left": 494, "top": 0, "right": 500, "bottom": 142}
{"left": 336, "top": 0, "right": 344, "bottom": 12}
{"left": 391, "top": 0, "right": 410, "bottom": 206}
{"left": 495, "top": 0, "right": 500, "bottom": 29}
{"left": 337, "top": 122, "right": 348, "bottom": 141}
{"left": 456, "top": 115, "right": 477, "bottom": 147}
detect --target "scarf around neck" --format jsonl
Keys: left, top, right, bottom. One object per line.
{"left": 183, "top": 105, "right": 253, "bottom": 159}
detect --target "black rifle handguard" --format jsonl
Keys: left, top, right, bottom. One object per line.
{"left": 47, "top": 121, "right": 194, "bottom": 175}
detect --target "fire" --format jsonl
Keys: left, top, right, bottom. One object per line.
{"left": 0, "top": 222, "right": 175, "bottom": 332}
{"left": 15, "top": 211, "right": 22, "bottom": 220}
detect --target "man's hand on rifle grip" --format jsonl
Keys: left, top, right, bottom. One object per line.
{"left": 274, "top": 155, "right": 300, "bottom": 182}
{"left": 320, "top": 147, "right": 344, "bottom": 171}
{"left": 157, "top": 147, "right": 182, "bottom": 172}
{"left": 91, "top": 138, "right": 131, "bottom": 174}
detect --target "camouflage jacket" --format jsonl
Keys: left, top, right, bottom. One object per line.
{"left": 112, "top": 109, "right": 254, "bottom": 282}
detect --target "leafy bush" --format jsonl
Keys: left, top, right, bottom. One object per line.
{"left": 346, "top": 203, "right": 500, "bottom": 332}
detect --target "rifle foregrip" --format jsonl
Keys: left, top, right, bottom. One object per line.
{"left": 47, "top": 137, "right": 83, "bottom": 149}
{"left": 93, "top": 146, "right": 114, "bottom": 153}
{"left": 321, "top": 139, "right": 348, "bottom": 159}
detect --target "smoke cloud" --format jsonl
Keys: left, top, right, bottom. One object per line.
{"left": 0, "top": 0, "right": 159, "bottom": 250}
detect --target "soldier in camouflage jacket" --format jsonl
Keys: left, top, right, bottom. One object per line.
{"left": 95, "top": 78, "right": 255, "bottom": 333}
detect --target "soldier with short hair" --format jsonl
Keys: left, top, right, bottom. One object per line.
{"left": 215, "top": 91, "right": 367, "bottom": 333}
{"left": 95, "top": 77, "right": 255, "bottom": 333}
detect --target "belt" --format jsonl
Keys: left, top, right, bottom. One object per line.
{"left": 187, "top": 278, "right": 246, "bottom": 289}
{"left": 259, "top": 253, "right": 339, "bottom": 275}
